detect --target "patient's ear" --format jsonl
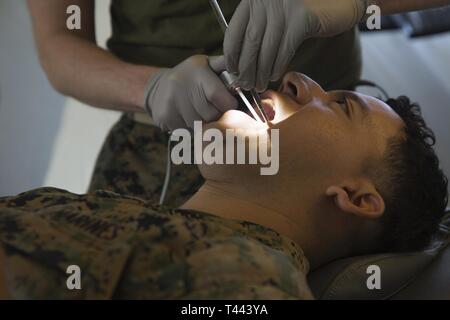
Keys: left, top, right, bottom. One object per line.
{"left": 325, "top": 180, "right": 385, "bottom": 219}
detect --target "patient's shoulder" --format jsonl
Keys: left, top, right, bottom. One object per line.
{"left": 0, "top": 188, "right": 312, "bottom": 299}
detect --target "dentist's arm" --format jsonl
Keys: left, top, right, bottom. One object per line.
{"left": 225, "top": 0, "right": 450, "bottom": 92}
{"left": 28, "top": 0, "right": 237, "bottom": 130}
{"left": 28, "top": 0, "right": 157, "bottom": 112}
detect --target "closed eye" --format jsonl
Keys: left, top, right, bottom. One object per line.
{"left": 336, "top": 98, "right": 350, "bottom": 117}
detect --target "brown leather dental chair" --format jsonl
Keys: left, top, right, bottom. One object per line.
{"left": 308, "top": 210, "right": 450, "bottom": 300}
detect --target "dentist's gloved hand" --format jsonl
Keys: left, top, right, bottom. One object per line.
{"left": 144, "top": 55, "right": 238, "bottom": 131}
{"left": 224, "top": 0, "right": 372, "bottom": 92}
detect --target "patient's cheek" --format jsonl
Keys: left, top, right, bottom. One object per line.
{"left": 277, "top": 110, "right": 351, "bottom": 162}
{"left": 273, "top": 99, "right": 300, "bottom": 124}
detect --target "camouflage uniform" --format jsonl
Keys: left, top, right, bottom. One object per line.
{"left": 0, "top": 187, "right": 313, "bottom": 300}
{"left": 88, "top": 114, "right": 204, "bottom": 207}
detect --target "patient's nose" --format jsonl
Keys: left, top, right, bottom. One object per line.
{"left": 279, "top": 72, "right": 312, "bottom": 104}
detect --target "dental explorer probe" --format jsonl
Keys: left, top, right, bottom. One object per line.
{"left": 208, "top": 0, "right": 271, "bottom": 125}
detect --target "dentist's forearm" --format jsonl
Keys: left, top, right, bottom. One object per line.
{"left": 37, "top": 33, "right": 158, "bottom": 112}
{"left": 28, "top": 0, "right": 159, "bottom": 113}
{"left": 373, "top": 0, "right": 450, "bottom": 15}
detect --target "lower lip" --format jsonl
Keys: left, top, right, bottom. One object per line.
{"left": 261, "top": 99, "right": 276, "bottom": 120}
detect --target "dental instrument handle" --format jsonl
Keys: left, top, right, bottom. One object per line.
{"left": 219, "top": 71, "right": 263, "bottom": 124}
{"left": 209, "top": 0, "right": 229, "bottom": 33}
{"left": 219, "top": 71, "right": 238, "bottom": 90}
{"left": 210, "top": 0, "right": 270, "bottom": 125}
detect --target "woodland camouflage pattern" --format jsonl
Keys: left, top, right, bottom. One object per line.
{"left": 0, "top": 117, "right": 312, "bottom": 299}
{"left": 88, "top": 114, "right": 204, "bottom": 208}
{"left": 0, "top": 187, "right": 312, "bottom": 299}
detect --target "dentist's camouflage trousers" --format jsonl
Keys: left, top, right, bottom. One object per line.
{"left": 88, "top": 113, "right": 204, "bottom": 207}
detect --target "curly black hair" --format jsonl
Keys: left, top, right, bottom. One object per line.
{"left": 373, "top": 96, "right": 448, "bottom": 252}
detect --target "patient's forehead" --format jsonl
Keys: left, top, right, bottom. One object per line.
{"left": 356, "top": 94, "right": 405, "bottom": 154}
{"left": 360, "top": 94, "right": 404, "bottom": 130}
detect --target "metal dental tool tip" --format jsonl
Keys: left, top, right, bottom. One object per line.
{"left": 209, "top": 0, "right": 271, "bottom": 126}
{"left": 250, "top": 90, "right": 271, "bottom": 125}
{"left": 236, "top": 88, "right": 264, "bottom": 124}
{"left": 219, "top": 71, "right": 263, "bottom": 123}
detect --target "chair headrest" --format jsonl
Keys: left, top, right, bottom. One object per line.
{"left": 308, "top": 250, "right": 437, "bottom": 299}
{"left": 309, "top": 211, "right": 450, "bottom": 300}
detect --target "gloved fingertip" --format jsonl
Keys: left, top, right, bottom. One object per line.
{"left": 224, "top": 55, "right": 238, "bottom": 74}
{"left": 270, "top": 72, "right": 283, "bottom": 82}
{"left": 255, "top": 80, "right": 268, "bottom": 93}
{"left": 235, "top": 75, "right": 249, "bottom": 90}
{"left": 209, "top": 56, "right": 226, "bottom": 73}
{"left": 203, "top": 111, "right": 221, "bottom": 123}
{"left": 227, "top": 62, "right": 238, "bottom": 75}
{"left": 240, "top": 81, "right": 253, "bottom": 91}
{"left": 228, "top": 96, "right": 239, "bottom": 110}
{"left": 236, "top": 81, "right": 246, "bottom": 91}
{"left": 220, "top": 96, "right": 239, "bottom": 113}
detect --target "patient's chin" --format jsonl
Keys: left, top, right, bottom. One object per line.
{"left": 206, "top": 110, "right": 266, "bottom": 132}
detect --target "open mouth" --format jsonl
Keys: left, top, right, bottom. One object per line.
{"left": 260, "top": 90, "right": 300, "bottom": 124}
{"left": 261, "top": 97, "right": 276, "bottom": 121}
{"left": 231, "top": 90, "right": 298, "bottom": 127}
{"left": 236, "top": 92, "right": 276, "bottom": 123}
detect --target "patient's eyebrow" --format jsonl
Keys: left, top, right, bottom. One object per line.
{"left": 347, "top": 92, "right": 370, "bottom": 120}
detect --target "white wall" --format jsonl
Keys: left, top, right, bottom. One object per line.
{"left": 0, "top": 0, "right": 118, "bottom": 196}
{"left": 0, "top": 0, "right": 66, "bottom": 196}
{"left": 361, "top": 31, "right": 450, "bottom": 191}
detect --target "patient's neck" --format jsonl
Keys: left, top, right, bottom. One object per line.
{"left": 181, "top": 181, "right": 320, "bottom": 268}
